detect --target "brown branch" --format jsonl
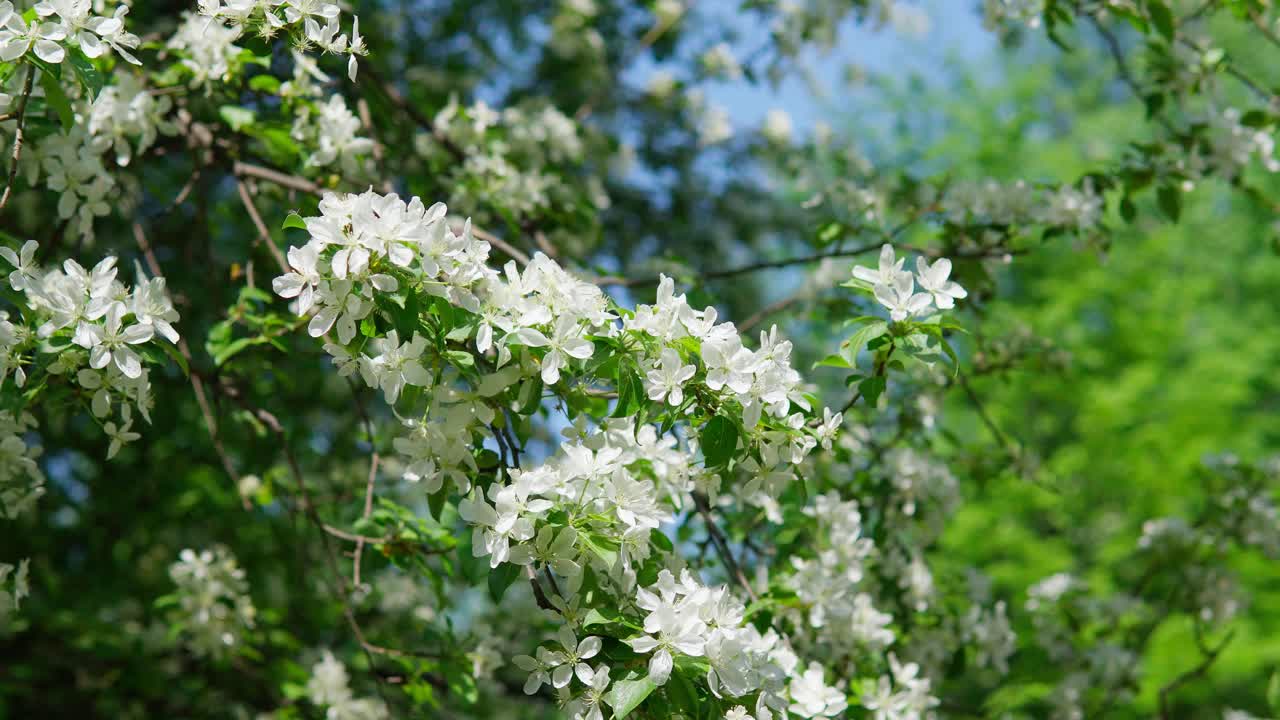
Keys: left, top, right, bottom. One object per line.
{"left": 595, "top": 239, "right": 1009, "bottom": 288}
{"left": 956, "top": 372, "right": 1020, "bottom": 460}
{"left": 526, "top": 565, "right": 555, "bottom": 610}
{"left": 739, "top": 293, "right": 805, "bottom": 334}
{"left": 323, "top": 524, "right": 391, "bottom": 545}
{"left": 1157, "top": 628, "right": 1234, "bottom": 720}
{"left": 470, "top": 224, "right": 531, "bottom": 265}
{"left": 359, "top": 62, "right": 465, "bottom": 162}
{"left": 236, "top": 178, "right": 290, "bottom": 273}
{"left": 248, "top": 402, "right": 438, "bottom": 694}
{"left": 132, "top": 221, "right": 250, "bottom": 511}
{"left": 1087, "top": 15, "right": 1178, "bottom": 134}
{"left": 691, "top": 491, "right": 758, "bottom": 602}
{"left": 0, "top": 64, "right": 36, "bottom": 212}
{"left": 232, "top": 161, "right": 321, "bottom": 196}
{"left": 352, "top": 452, "right": 379, "bottom": 587}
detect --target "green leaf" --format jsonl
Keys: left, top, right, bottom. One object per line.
{"left": 665, "top": 670, "right": 699, "bottom": 714}
{"left": 649, "top": 528, "right": 674, "bottom": 553}
{"left": 582, "top": 608, "right": 619, "bottom": 628}
{"left": 159, "top": 342, "right": 190, "bottom": 377}
{"left": 517, "top": 376, "right": 543, "bottom": 415}
{"left": 816, "top": 221, "right": 843, "bottom": 244}
{"left": 219, "top": 105, "right": 257, "bottom": 131}
{"left": 1240, "top": 109, "right": 1271, "bottom": 128}
{"left": 486, "top": 562, "right": 520, "bottom": 603}
{"left": 983, "top": 681, "right": 1055, "bottom": 713}
{"left": 1156, "top": 185, "right": 1181, "bottom": 223}
{"left": 858, "top": 375, "right": 886, "bottom": 406}
{"left": 427, "top": 488, "right": 447, "bottom": 522}
{"left": 445, "top": 349, "right": 475, "bottom": 368}
{"left": 1120, "top": 195, "right": 1137, "bottom": 223}
{"left": 612, "top": 365, "right": 644, "bottom": 418}
{"left": 213, "top": 336, "right": 267, "bottom": 367}
{"left": 443, "top": 663, "right": 479, "bottom": 705}
{"left": 281, "top": 212, "right": 307, "bottom": 231}
{"left": 248, "top": 74, "right": 281, "bottom": 94}
{"left": 700, "top": 415, "right": 738, "bottom": 468}
{"left": 444, "top": 324, "right": 473, "bottom": 342}
{"left": 606, "top": 676, "right": 657, "bottom": 719}
{"left": 67, "top": 49, "right": 102, "bottom": 100}
{"left": 842, "top": 320, "right": 888, "bottom": 368}
{"left": 814, "top": 353, "right": 851, "bottom": 370}
{"left": 1268, "top": 670, "right": 1280, "bottom": 714}
{"left": 27, "top": 54, "right": 60, "bottom": 80}
{"left": 1147, "top": 1, "right": 1175, "bottom": 41}
{"left": 39, "top": 70, "right": 73, "bottom": 130}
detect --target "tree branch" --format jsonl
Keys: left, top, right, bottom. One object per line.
{"left": 132, "top": 221, "right": 250, "bottom": 511}
{"left": 0, "top": 64, "right": 36, "bottom": 212}
{"left": 1157, "top": 627, "right": 1234, "bottom": 720}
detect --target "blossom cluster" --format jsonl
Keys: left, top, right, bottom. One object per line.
{"left": 0, "top": 0, "right": 142, "bottom": 66}
{"left": 786, "top": 493, "right": 887, "bottom": 650}
{"left": 852, "top": 244, "right": 968, "bottom": 322}
{"left": 0, "top": 409, "right": 43, "bottom": 521}
{"left": 292, "top": 93, "right": 375, "bottom": 176}
{"left": 459, "top": 419, "right": 684, "bottom": 585}
{"left": 167, "top": 547, "right": 257, "bottom": 659}
{"left": 274, "top": 188, "right": 855, "bottom": 716}
{"left": 941, "top": 178, "right": 1102, "bottom": 231}
{"left": 0, "top": 409, "right": 39, "bottom": 627}
{"left": 0, "top": 557, "right": 28, "bottom": 622}
{"left": 167, "top": 12, "right": 244, "bottom": 91}
{"left": 0, "top": 241, "right": 180, "bottom": 457}
{"left": 0, "top": 68, "right": 176, "bottom": 240}
{"left": 1202, "top": 107, "right": 1280, "bottom": 180}
{"left": 198, "top": 0, "right": 367, "bottom": 81}
{"left": 981, "top": 0, "right": 1044, "bottom": 30}
{"left": 306, "top": 650, "right": 389, "bottom": 720}
{"left": 419, "top": 98, "right": 596, "bottom": 220}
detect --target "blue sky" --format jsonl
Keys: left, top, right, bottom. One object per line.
{"left": 690, "top": 0, "right": 997, "bottom": 135}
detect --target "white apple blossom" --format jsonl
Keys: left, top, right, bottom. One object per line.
{"left": 914, "top": 257, "right": 967, "bottom": 310}
{"left": 646, "top": 347, "right": 696, "bottom": 406}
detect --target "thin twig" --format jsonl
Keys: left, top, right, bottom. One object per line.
{"left": 132, "top": 221, "right": 250, "bottom": 511}
{"left": 739, "top": 293, "right": 804, "bottom": 334}
{"left": 1087, "top": 15, "right": 1178, "bottom": 133}
{"left": 691, "top": 491, "right": 758, "bottom": 602}
{"left": 359, "top": 62, "right": 465, "bottom": 161}
{"left": 249, "top": 403, "right": 434, "bottom": 700}
{"left": 323, "top": 524, "right": 391, "bottom": 545}
{"left": 233, "top": 161, "right": 322, "bottom": 196}
{"left": 595, "top": 240, "right": 1011, "bottom": 287}
{"left": 236, "top": 178, "right": 290, "bottom": 273}
{"left": 1157, "top": 627, "right": 1234, "bottom": 720}
{"left": 574, "top": 5, "right": 687, "bottom": 121}
{"left": 352, "top": 452, "right": 379, "bottom": 587}
{"left": 470, "top": 224, "right": 531, "bottom": 265}
{"left": 956, "top": 372, "right": 1019, "bottom": 459}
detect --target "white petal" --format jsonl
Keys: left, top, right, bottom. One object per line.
{"left": 34, "top": 39, "right": 63, "bottom": 64}
{"left": 308, "top": 306, "right": 339, "bottom": 337}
